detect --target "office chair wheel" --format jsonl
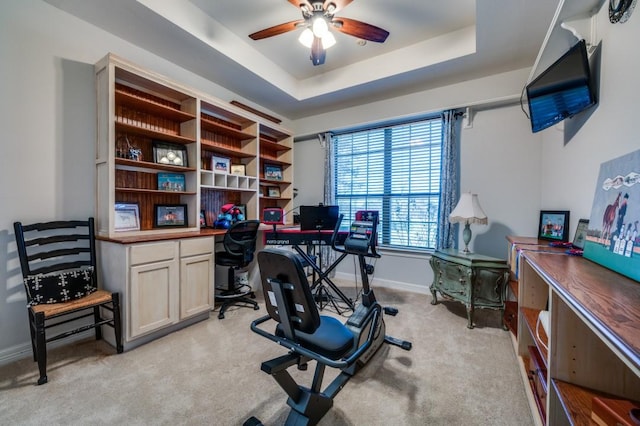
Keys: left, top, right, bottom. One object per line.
{"left": 218, "top": 312, "right": 225, "bottom": 319}
{"left": 250, "top": 292, "right": 256, "bottom": 299}
{"left": 253, "top": 305, "right": 259, "bottom": 310}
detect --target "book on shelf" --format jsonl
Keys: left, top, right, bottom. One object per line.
{"left": 591, "top": 395, "right": 640, "bottom": 426}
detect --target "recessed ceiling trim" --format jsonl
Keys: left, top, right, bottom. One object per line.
{"left": 138, "top": 0, "right": 476, "bottom": 102}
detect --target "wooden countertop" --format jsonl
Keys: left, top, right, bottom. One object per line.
{"left": 523, "top": 251, "right": 640, "bottom": 372}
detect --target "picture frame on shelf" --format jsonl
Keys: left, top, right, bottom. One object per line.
{"left": 211, "top": 155, "right": 231, "bottom": 173}
{"left": 152, "top": 141, "right": 187, "bottom": 167}
{"left": 230, "top": 164, "right": 246, "bottom": 176}
{"left": 572, "top": 218, "right": 589, "bottom": 249}
{"left": 157, "top": 172, "right": 185, "bottom": 192}
{"left": 268, "top": 186, "right": 281, "bottom": 198}
{"left": 264, "top": 164, "right": 283, "bottom": 181}
{"left": 114, "top": 203, "right": 140, "bottom": 232}
{"left": 154, "top": 204, "right": 188, "bottom": 228}
{"left": 200, "top": 210, "right": 208, "bottom": 228}
{"left": 538, "top": 210, "right": 570, "bottom": 241}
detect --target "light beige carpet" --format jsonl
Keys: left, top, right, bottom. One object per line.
{"left": 0, "top": 285, "right": 532, "bottom": 425}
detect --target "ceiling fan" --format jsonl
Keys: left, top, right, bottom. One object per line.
{"left": 249, "top": 0, "right": 389, "bottom": 66}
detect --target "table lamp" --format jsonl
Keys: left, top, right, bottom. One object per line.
{"left": 449, "top": 192, "right": 488, "bottom": 253}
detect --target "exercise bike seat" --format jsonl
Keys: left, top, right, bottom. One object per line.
{"left": 275, "top": 315, "right": 354, "bottom": 359}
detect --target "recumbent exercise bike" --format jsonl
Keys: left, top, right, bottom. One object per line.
{"left": 247, "top": 211, "right": 411, "bottom": 425}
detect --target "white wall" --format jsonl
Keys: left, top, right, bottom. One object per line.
{"left": 539, "top": 5, "right": 640, "bottom": 229}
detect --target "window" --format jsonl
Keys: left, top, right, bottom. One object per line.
{"left": 333, "top": 117, "right": 443, "bottom": 250}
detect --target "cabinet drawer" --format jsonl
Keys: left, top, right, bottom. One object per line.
{"left": 439, "top": 261, "right": 469, "bottom": 296}
{"left": 129, "top": 241, "right": 177, "bottom": 266}
{"left": 180, "top": 237, "right": 214, "bottom": 257}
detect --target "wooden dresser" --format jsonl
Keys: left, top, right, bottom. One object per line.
{"left": 429, "top": 249, "right": 509, "bottom": 329}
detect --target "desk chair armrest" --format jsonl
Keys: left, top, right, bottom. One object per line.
{"left": 250, "top": 311, "right": 378, "bottom": 370}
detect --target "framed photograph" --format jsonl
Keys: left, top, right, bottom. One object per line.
{"left": 154, "top": 204, "right": 188, "bottom": 228}
{"left": 572, "top": 218, "right": 589, "bottom": 249}
{"left": 114, "top": 203, "right": 140, "bottom": 232}
{"left": 538, "top": 210, "right": 570, "bottom": 242}
{"left": 264, "top": 164, "right": 283, "bottom": 181}
{"left": 157, "top": 172, "right": 185, "bottom": 192}
{"left": 153, "top": 141, "right": 187, "bottom": 167}
{"left": 200, "top": 210, "right": 208, "bottom": 228}
{"left": 212, "top": 155, "right": 231, "bottom": 173}
{"left": 230, "top": 164, "right": 246, "bottom": 176}
{"left": 268, "top": 186, "right": 281, "bottom": 198}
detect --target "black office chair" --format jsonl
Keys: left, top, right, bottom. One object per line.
{"left": 214, "top": 220, "right": 261, "bottom": 319}
{"left": 13, "top": 218, "right": 123, "bottom": 385}
{"left": 249, "top": 248, "right": 377, "bottom": 425}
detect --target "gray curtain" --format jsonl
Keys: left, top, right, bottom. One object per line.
{"left": 319, "top": 132, "right": 337, "bottom": 272}
{"left": 436, "top": 110, "right": 463, "bottom": 250}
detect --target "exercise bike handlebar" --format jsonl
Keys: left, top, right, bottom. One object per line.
{"left": 331, "top": 213, "right": 380, "bottom": 258}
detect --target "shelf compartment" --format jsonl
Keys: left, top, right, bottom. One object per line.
{"left": 260, "top": 137, "right": 292, "bottom": 152}
{"left": 115, "top": 122, "right": 195, "bottom": 145}
{"left": 115, "top": 158, "right": 196, "bottom": 173}
{"left": 201, "top": 140, "right": 254, "bottom": 159}
{"left": 115, "top": 89, "right": 196, "bottom": 123}
{"left": 201, "top": 114, "right": 255, "bottom": 140}
{"left": 521, "top": 306, "right": 548, "bottom": 365}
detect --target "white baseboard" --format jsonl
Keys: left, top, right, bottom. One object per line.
{"left": 0, "top": 330, "right": 94, "bottom": 367}
{"left": 333, "top": 272, "right": 430, "bottom": 295}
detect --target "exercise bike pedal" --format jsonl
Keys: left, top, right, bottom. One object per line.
{"left": 384, "top": 335, "right": 412, "bottom": 351}
{"left": 383, "top": 306, "right": 398, "bottom": 316}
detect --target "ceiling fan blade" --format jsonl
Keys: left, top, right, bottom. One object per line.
{"left": 249, "top": 20, "right": 305, "bottom": 40}
{"left": 310, "top": 36, "right": 326, "bottom": 65}
{"left": 332, "top": 17, "right": 389, "bottom": 43}
{"left": 288, "top": 0, "right": 312, "bottom": 8}
{"left": 325, "top": 0, "right": 354, "bottom": 14}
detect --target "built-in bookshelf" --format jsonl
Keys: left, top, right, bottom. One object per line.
{"left": 94, "top": 53, "right": 294, "bottom": 238}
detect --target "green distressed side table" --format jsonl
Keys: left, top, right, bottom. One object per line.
{"left": 429, "top": 249, "right": 509, "bottom": 329}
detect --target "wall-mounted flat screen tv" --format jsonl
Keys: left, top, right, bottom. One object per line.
{"left": 526, "top": 39, "right": 595, "bottom": 133}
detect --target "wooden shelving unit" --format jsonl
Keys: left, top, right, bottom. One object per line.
{"left": 95, "top": 53, "right": 295, "bottom": 236}
{"left": 514, "top": 250, "right": 640, "bottom": 425}
{"left": 258, "top": 123, "right": 293, "bottom": 218}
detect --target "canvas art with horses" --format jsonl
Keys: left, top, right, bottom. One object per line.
{"left": 584, "top": 148, "right": 640, "bottom": 282}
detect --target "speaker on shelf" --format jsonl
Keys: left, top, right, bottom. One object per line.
{"left": 262, "top": 207, "right": 284, "bottom": 225}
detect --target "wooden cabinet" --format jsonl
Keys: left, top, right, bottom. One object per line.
{"left": 95, "top": 54, "right": 200, "bottom": 237}
{"left": 429, "top": 249, "right": 509, "bottom": 329}
{"left": 515, "top": 250, "right": 640, "bottom": 425}
{"left": 97, "top": 236, "right": 214, "bottom": 350}
{"left": 259, "top": 123, "right": 294, "bottom": 219}
{"left": 95, "top": 53, "right": 296, "bottom": 237}
{"left": 179, "top": 238, "right": 214, "bottom": 318}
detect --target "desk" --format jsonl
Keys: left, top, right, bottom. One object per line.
{"left": 264, "top": 228, "right": 353, "bottom": 312}
{"left": 429, "top": 249, "right": 509, "bottom": 329}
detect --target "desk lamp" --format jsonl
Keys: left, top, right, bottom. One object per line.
{"left": 449, "top": 192, "right": 488, "bottom": 253}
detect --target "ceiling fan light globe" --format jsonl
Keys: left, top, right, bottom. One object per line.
{"left": 322, "top": 32, "right": 336, "bottom": 49}
{"left": 298, "top": 28, "right": 314, "bottom": 48}
{"left": 312, "top": 16, "right": 329, "bottom": 38}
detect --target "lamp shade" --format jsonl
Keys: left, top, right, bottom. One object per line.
{"left": 449, "top": 193, "right": 488, "bottom": 225}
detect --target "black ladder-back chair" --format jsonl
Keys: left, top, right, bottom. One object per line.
{"left": 249, "top": 248, "right": 377, "bottom": 425}
{"left": 13, "top": 218, "right": 123, "bottom": 385}
{"left": 215, "top": 220, "right": 261, "bottom": 319}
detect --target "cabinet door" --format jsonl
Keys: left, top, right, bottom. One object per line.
{"left": 130, "top": 259, "right": 179, "bottom": 339}
{"left": 180, "top": 253, "right": 213, "bottom": 319}
{"left": 473, "top": 268, "right": 507, "bottom": 307}
{"left": 439, "top": 260, "right": 471, "bottom": 302}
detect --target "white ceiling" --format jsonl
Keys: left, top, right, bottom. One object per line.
{"left": 44, "top": 0, "right": 563, "bottom": 120}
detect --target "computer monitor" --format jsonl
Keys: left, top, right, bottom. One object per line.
{"left": 299, "top": 205, "right": 339, "bottom": 231}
